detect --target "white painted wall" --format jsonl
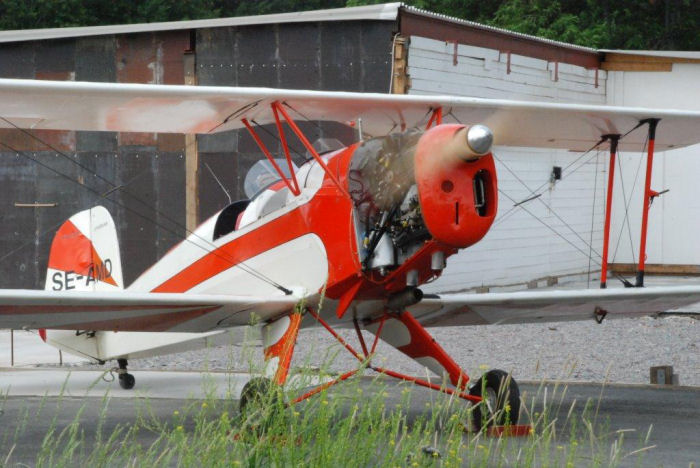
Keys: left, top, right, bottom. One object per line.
{"left": 406, "top": 37, "right": 608, "bottom": 292}
{"left": 606, "top": 63, "right": 700, "bottom": 265}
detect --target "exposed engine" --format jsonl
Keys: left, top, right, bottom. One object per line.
{"left": 349, "top": 129, "right": 430, "bottom": 274}
{"left": 349, "top": 123, "right": 498, "bottom": 279}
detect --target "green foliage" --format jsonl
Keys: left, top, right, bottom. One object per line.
{"left": 348, "top": 0, "right": 698, "bottom": 50}
{"left": 0, "top": 0, "right": 696, "bottom": 50}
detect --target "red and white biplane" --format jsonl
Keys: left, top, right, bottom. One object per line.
{"left": 0, "top": 78, "right": 699, "bottom": 428}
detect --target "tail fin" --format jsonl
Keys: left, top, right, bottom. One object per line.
{"left": 45, "top": 206, "right": 123, "bottom": 292}
{"left": 40, "top": 206, "right": 122, "bottom": 357}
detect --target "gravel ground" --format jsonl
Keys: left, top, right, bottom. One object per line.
{"left": 62, "top": 314, "right": 699, "bottom": 387}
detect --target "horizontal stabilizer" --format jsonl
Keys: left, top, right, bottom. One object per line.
{"left": 0, "top": 289, "right": 297, "bottom": 332}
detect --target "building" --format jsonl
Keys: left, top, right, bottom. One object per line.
{"left": 0, "top": 3, "right": 697, "bottom": 291}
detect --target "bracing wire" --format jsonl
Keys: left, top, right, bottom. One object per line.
{"left": 493, "top": 139, "right": 607, "bottom": 229}
{"left": 587, "top": 150, "right": 601, "bottom": 287}
{"left": 611, "top": 135, "right": 649, "bottom": 266}
{"left": 497, "top": 188, "right": 603, "bottom": 266}
{"left": 493, "top": 151, "right": 605, "bottom": 260}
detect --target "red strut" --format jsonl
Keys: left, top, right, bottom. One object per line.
{"left": 600, "top": 134, "right": 620, "bottom": 288}
{"left": 636, "top": 119, "right": 660, "bottom": 287}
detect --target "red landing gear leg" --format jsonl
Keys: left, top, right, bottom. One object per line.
{"left": 239, "top": 313, "right": 302, "bottom": 413}
{"left": 364, "top": 310, "right": 469, "bottom": 389}
{"left": 294, "top": 308, "right": 529, "bottom": 436}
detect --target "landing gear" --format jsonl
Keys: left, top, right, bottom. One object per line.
{"left": 469, "top": 369, "right": 520, "bottom": 431}
{"left": 117, "top": 358, "right": 135, "bottom": 390}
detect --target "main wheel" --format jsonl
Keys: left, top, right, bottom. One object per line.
{"left": 239, "top": 377, "right": 275, "bottom": 413}
{"left": 238, "top": 377, "right": 286, "bottom": 433}
{"left": 468, "top": 369, "right": 520, "bottom": 431}
{"left": 118, "top": 373, "right": 136, "bottom": 390}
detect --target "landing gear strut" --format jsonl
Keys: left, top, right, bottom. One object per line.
{"left": 117, "top": 358, "right": 135, "bottom": 390}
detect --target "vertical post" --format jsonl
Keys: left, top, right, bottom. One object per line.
{"left": 600, "top": 134, "right": 620, "bottom": 288}
{"left": 391, "top": 35, "right": 409, "bottom": 94}
{"left": 636, "top": 119, "right": 660, "bottom": 287}
{"left": 10, "top": 329, "right": 14, "bottom": 367}
{"left": 183, "top": 50, "right": 199, "bottom": 232}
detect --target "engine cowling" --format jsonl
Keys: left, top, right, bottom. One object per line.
{"left": 414, "top": 124, "right": 498, "bottom": 248}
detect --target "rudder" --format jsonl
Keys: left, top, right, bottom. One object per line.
{"left": 45, "top": 205, "right": 123, "bottom": 292}
{"left": 41, "top": 206, "right": 123, "bottom": 359}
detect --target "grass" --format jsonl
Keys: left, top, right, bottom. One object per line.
{"left": 0, "top": 359, "right": 658, "bottom": 467}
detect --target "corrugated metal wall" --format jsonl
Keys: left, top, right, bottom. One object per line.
{"left": 407, "top": 37, "right": 609, "bottom": 292}
{"left": 0, "top": 21, "right": 395, "bottom": 289}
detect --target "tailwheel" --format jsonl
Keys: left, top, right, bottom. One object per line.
{"left": 468, "top": 369, "right": 520, "bottom": 431}
{"left": 117, "top": 358, "right": 136, "bottom": 390}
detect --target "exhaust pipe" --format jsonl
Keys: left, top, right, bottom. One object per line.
{"left": 386, "top": 287, "right": 424, "bottom": 311}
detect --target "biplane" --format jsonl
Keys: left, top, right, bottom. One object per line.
{"left": 0, "top": 78, "right": 699, "bottom": 428}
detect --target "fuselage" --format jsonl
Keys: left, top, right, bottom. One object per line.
{"left": 128, "top": 124, "right": 499, "bottom": 324}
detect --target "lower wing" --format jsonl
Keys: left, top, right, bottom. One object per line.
{"left": 408, "top": 285, "right": 700, "bottom": 326}
{"left": 0, "top": 289, "right": 297, "bottom": 332}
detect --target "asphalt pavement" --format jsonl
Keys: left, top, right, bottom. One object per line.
{"left": 0, "top": 369, "right": 697, "bottom": 467}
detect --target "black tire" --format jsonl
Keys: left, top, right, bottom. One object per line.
{"left": 239, "top": 377, "right": 285, "bottom": 432}
{"left": 239, "top": 377, "right": 288, "bottom": 414}
{"left": 468, "top": 369, "right": 520, "bottom": 431}
{"left": 119, "top": 373, "right": 136, "bottom": 390}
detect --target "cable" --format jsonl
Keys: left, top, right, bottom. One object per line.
{"left": 493, "top": 150, "right": 604, "bottom": 260}
{"left": 587, "top": 150, "right": 601, "bottom": 287}
{"left": 611, "top": 136, "right": 648, "bottom": 265}
{"left": 497, "top": 188, "right": 603, "bottom": 266}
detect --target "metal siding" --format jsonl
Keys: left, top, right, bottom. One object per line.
{"left": 359, "top": 21, "right": 394, "bottom": 92}
{"left": 320, "top": 22, "right": 363, "bottom": 91}
{"left": 235, "top": 25, "right": 278, "bottom": 88}
{"left": 35, "top": 39, "right": 75, "bottom": 74}
{"left": 153, "top": 152, "right": 186, "bottom": 260}
{"left": 278, "top": 23, "right": 321, "bottom": 90}
{"left": 407, "top": 37, "right": 608, "bottom": 292}
{"left": 195, "top": 27, "right": 237, "bottom": 154}
{"left": 75, "top": 36, "right": 117, "bottom": 82}
{"left": 0, "top": 43, "right": 35, "bottom": 78}
{"left": 115, "top": 148, "right": 158, "bottom": 285}
{"left": 0, "top": 152, "right": 37, "bottom": 288}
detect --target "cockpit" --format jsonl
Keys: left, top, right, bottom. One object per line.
{"left": 212, "top": 138, "right": 347, "bottom": 241}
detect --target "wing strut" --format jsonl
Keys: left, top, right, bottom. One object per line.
{"left": 241, "top": 118, "right": 301, "bottom": 196}
{"left": 425, "top": 107, "right": 442, "bottom": 130}
{"left": 635, "top": 118, "right": 661, "bottom": 287}
{"left": 272, "top": 101, "right": 351, "bottom": 200}
{"left": 600, "top": 134, "right": 620, "bottom": 288}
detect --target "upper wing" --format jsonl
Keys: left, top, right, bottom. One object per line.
{"left": 0, "top": 78, "right": 698, "bottom": 151}
{"left": 407, "top": 285, "right": 700, "bottom": 327}
{"left": 0, "top": 289, "right": 297, "bottom": 332}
